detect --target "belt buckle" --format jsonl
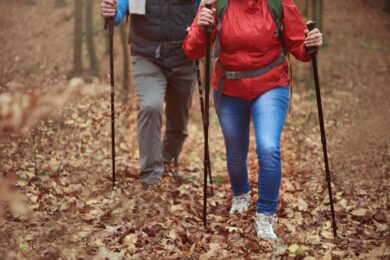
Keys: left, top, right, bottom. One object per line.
{"left": 225, "top": 71, "right": 237, "bottom": 80}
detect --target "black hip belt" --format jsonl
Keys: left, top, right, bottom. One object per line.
{"left": 215, "top": 52, "right": 285, "bottom": 107}
{"left": 131, "top": 34, "right": 184, "bottom": 59}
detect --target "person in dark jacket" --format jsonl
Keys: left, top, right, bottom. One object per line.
{"left": 183, "top": 0, "right": 323, "bottom": 240}
{"left": 101, "top": 0, "right": 199, "bottom": 186}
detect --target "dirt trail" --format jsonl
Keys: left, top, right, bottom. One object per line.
{"left": 321, "top": 0, "right": 390, "bottom": 186}
{"left": 0, "top": 0, "right": 389, "bottom": 259}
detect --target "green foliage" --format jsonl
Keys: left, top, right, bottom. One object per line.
{"left": 213, "top": 177, "right": 225, "bottom": 184}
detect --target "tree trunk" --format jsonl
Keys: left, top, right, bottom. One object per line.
{"left": 303, "top": 0, "right": 310, "bottom": 17}
{"left": 384, "top": 0, "right": 390, "bottom": 13}
{"left": 120, "top": 21, "right": 130, "bottom": 103}
{"left": 55, "top": 0, "right": 66, "bottom": 8}
{"left": 85, "top": 0, "right": 99, "bottom": 76}
{"left": 73, "top": 0, "right": 83, "bottom": 76}
{"left": 312, "top": 0, "right": 323, "bottom": 30}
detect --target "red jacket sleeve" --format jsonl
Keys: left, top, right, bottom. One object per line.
{"left": 182, "top": 5, "right": 217, "bottom": 60}
{"left": 281, "top": 0, "right": 313, "bottom": 62}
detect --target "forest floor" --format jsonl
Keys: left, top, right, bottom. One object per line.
{"left": 0, "top": 0, "right": 389, "bottom": 259}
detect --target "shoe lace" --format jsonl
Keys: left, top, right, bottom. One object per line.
{"left": 256, "top": 213, "right": 276, "bottom": 226}
{"left": 232, "top": 193, "right": 250, "bottom": 208}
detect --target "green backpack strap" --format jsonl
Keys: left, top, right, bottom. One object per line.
{"left": 268, "top": 0, "right": 284, "bottom": 38}
{"left": 217, "top": 0, "right": 283, "bottom": 38}
{"left": 216, "top": 0, "right": 228, "bottom": 18}
{"left": 214, "top": 0, "right": 229, "bottom": 60}
{"left": 268, "top": 0, "right": 292, "bottom": 112}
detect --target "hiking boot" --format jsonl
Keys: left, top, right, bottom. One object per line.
{"left": 141, "top": 176, "right": 161, "bottom": 187}
{"left": 164, "top": 162, "right": 180, "bottom": 178}
{"left": 255, "top": 212, "right": 278, "bottom": 241}
{"left": 139, "top": 170, "right": 162, "bottom": 187}
{"left": 229, "top": 192, "right": 251, "bottom": 214}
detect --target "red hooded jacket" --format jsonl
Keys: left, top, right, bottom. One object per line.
{"left": 183, "top": 0, "right": 312, "bottom": 100}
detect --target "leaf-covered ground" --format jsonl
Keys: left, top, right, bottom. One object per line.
{"left": 1, "top": 85, "right": 388, "bottom": 259}
{"left": 0, "top": 0, "right": 389, "bottom": 259}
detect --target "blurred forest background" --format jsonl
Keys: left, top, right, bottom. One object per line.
{"left": 0, "top": 0, "right": 389, "bottom": 259}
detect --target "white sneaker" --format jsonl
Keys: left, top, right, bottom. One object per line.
{"left": 229, "top": 192, "right": 251, "bottom": 214}
{"left": 255, "top": 212, "right": 278, "bottom": 241}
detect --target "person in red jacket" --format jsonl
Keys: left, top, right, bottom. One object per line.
{"left": 183, "top": 0, "right": 323, "bottom": 240}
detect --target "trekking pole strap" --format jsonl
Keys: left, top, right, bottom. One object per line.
{"left": 215, "top": 52, "right": 285, "bottom": 107}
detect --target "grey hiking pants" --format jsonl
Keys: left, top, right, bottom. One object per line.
{"left": 132, "top": 56, "right": 196, "bottom": 185}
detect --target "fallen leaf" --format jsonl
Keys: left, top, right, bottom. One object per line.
{"left": 303, "top": 257, "right": 316, "bottom": 260}
{"left": 322, "top": 242, "right": 336, "bottom": 249}
{"left": 123, "top": 234, "right": 137, "bottom": 252}
{"left": 374, "top": 212, "right": 387, "bottom": 223}
{"left": 322, "top": 251, "right": 332, "bottom": 260}
{"left": 284, "top": 222, "right": 297, "bottom": 233}
{"left": 225, "top": 226, "right": 244, "bottom": 233}
{"left": 9, "top": 200, "right": 32, "bottom": 219}
{"left": 168, "top": 229, "right": 177, "bottom": 240}
{"left": 206, "top": 243, "right": 221, "bottom": 258}
{"left": 18, "top": 242, "right": 29, "bottom": 251}
{"left": 30, "top": 195, "right": 38, "bottom": 203}
{"left": 322, "top": 221, "right": 331, "bottom": 230}
{"left": 170, "top": 204, "right": 185, "bottom": 213}
{"left": 297, "top": 198, "right": 308, "bottom": 211}
{"left": 86, "top": 199, "right": 98, "bottom": 205}
{"left": 373, "top": 220, "right": 388, "bottom": 232}
{"left": 351, "top": 208, "right": 366, "bottom": 217}
{"left": 98, "top": 246, "right": 123, "bottom": 260}
{"left": 332, "top": 250, "right": 346, "bottom": 257}
{"left": 289, "top": 243, "right": 300, "bottom": 254}
{"left": 321, "top": 230, "right": 334, "bottom": 239}
{"left": 16, "top": 180, "right": 28, "bottom": 187}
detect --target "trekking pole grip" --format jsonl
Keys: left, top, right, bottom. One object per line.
{"left": 205, "top": 3, "right": 213, "bottom": 32}
{"left": 306, "top": 21, "right": 318, "bottom": 55}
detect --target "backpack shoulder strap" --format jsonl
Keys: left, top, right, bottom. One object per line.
{"left": 268, "top": 0, "right": 283, "bottom": 22}
{"left": 216, "top": 0, "right": 228, "bottom": 20}
{"left": 268, "top": 0, "right": 283, "bottom": 38}
{"left": 268, "top": 0, "right": 293, "bottom": 110}
{"left": 214, "top": 0, "right": 229, "bottom": 60}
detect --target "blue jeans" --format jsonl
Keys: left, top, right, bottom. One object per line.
{"left": 214, "top": 87, "right": 290, "bottom": 215}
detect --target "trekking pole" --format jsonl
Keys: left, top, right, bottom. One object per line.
{"left": 306, "top": 21, "right": 337, "bottom": 237}
{"left": 105, "top": 18, "right": 116, "bottom": 188}
{"left": 203, "top": 3, "right": 213, "bottom": 228}
{"left": 195, "top": 60, "right": 214, "bottom": 194}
